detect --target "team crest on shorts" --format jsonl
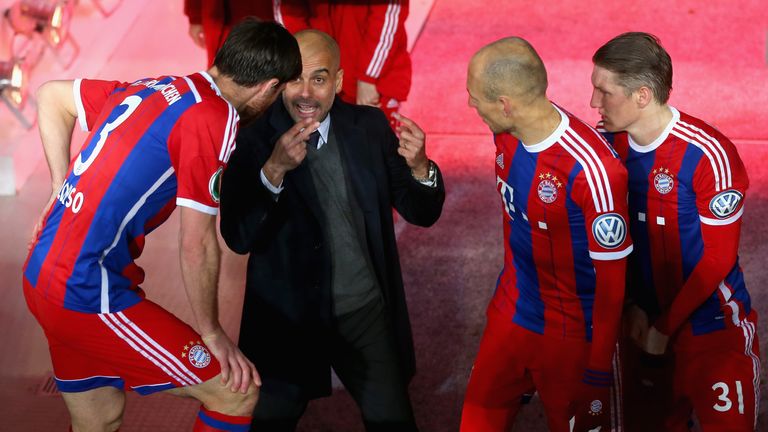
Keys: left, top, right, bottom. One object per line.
{"left": 537, "top": 172, "right": 563, "bottom": 204}
{"left": 182, "top": 341, "right": 211, "bottom": 369}
{"left": 652, "top": 167, "right": 675, "bottom": 194}
{"left": 589, "top": 399, "right": 603, "bottom": 415}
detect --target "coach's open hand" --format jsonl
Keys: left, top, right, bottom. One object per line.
{"left": 394, "top": 113, "right": 429, "bottom": 178}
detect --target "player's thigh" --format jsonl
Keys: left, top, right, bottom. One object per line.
{"left": 62, "top": 386, "right": 125, "bottom": 432}
{"left": 531, "top": 336, "right": 589, "bottom": 432}
{"left": 463, "top": 310, "right": 532, "bottom": 407}
{"left": 460, "top": 310, "right": 532, "bottom": 432}
{"left": 676, "top": 326, "right": 760, "bottom": 431}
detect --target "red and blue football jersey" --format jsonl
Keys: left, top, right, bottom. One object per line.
{"left": 23, "top": 72, "right": 238, "bottom": 314}
{"left": 492, "top": 105, "right": 633, "bottom": 342}
{"left": 601, "top": 107, "right": 752, "bottom": 337}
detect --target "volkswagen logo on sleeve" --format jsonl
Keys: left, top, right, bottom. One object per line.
{"left": 592, "top": 213, "right": 627, "bottom": 249}
{"left": 709, "top": 190, "right": 743, "bottom": 219}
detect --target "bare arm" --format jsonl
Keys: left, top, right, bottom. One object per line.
{"left": 29, "top": 80, "right": 78, "bottom": 247}
{"left": 37, "top": 80, "right": 78, "bottom": 189}
{"left": 179, "top": 206, "right": 259, "bottom": 393}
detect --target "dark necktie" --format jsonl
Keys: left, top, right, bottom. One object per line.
{"left": 307, "top": 130, "right": 321, "bottom": 149}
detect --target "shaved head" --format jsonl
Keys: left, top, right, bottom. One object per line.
{"left": 470, "top": 37, "right": 548, "bottom": 102}
{"left": 294, "top": 29, "right": 341, "bottom": 71}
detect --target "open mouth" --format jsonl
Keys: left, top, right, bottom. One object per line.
{"left": 295, "top": 101, "right": 319, "bottom": 116}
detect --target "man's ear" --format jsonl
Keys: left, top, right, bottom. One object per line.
{"left": 499, "top": 95, "right": 513, "bottom": 117}
{"left": 335, "top": 68, "right": 344, "bottom": 95}
{"left": 258, "top": 78, "right": 281, "bottom": 98}
{"left": 636, "top": 86, "right": 654, "bottom": 109}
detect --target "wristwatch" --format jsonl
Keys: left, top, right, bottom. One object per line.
{"left": 411, "top": 161, "right": 437, "bottom": 188}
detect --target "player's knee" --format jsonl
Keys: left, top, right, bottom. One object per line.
{"left": 71, "top": 410, "right": 123, "bottom": 432}
{"left": 199, "top": 381, "right": 259, "bottom": 416}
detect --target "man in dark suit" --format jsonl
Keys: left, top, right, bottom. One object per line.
{"left": 219, "top": 29, "right": 445, "bottom": 431}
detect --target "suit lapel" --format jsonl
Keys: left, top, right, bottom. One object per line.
{"left": 331, "top": 102, "right": 377, "bottom": 213}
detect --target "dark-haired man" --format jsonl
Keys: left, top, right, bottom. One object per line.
{"left": 23, "top": 19, "right": 303, "bottom": 431}
{"left": 461, "top": 37, "right": 631, "bottom": 432}
{"left": 220, "top": 29, "right": 444, "bottom": 431}
{"left": 591, "top": 31, "right": 761, "bottom": 431}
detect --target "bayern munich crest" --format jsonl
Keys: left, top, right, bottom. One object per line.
{"left": 183, "top": 341, "right": 211, "bottom": 369}
{"left": 652, "top": 167, "right": 674, "bottom": 194}
{"left": 537, "top": 172, "right": 563, "bottom": 204}
{"left": 589, "top": 399, "right": 603, "bottom": 415}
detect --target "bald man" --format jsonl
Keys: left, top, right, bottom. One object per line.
{"left": 219, "top": 30, "right": 444, "bottom": 431}
{"left": 460, "top": 37, "right": 632, "bottom": 432}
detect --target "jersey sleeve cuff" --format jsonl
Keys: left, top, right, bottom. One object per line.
{"left": 589, "top": 244, "right": 633, "bottom": 261}
{"left": 700, "top": 206, "right": 744, "bottom": 226}
{"left": 73, "top": 79, "right": 88, "bottom": 132}
{"left": 176, "top": 198, "right": 218, "bottom": 215}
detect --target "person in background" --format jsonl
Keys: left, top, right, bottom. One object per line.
{"left": 185, "top": 0, "right": 274, "bottom": 66}
{"left": 275, "top": 0, "right": 412, "bottom": 129}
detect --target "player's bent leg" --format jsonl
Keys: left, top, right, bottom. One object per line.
{"left": 168, "top": 373, "right": 258, "bottom": 431}
{"left": 62, "top": 386, "right": 125, "bottom": 432}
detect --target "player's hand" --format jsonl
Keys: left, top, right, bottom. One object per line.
{"left": 188, "top": 24, "right": 205, "bottom": 48}
{"left": 356, "top": 80, "right": 380, "bottom": 107}
{"left": 29, "top": 185, "right": 61, "bottom": 250}
{"left": 201, "top": 328, "right": 261, "bottom": 393}
{"left": 643, "top": 326, "right": 669, "bottom": 355}
{"left": 623, "top": 304, "right": 649, "bottom": 348}
{"left": 570, "top": 379, "right": 612, "bottom": 432}
{"left": 394, "top": 113, "right": 429, "bottom": 177}
{"left": 263, "top": 118, "right": 319, "bottom": 187}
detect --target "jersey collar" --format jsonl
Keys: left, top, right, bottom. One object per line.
{"left": 521, "top": 103, "right": 568, "bottom": 153}
{"left": 629, "top": 106, "right": 679, "bottom": 153}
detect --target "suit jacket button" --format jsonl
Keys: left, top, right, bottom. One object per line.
{"left": 314, "top": 242, "right": 321, "bottom": 250}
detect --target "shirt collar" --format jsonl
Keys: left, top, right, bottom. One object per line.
{"left": 315, "top": 114, "right": 331, "bottom": 149}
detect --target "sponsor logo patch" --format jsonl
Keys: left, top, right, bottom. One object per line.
{"left": 709, "top": 189, "right": 743, "bottom": 219}
{"left": 592, "top": 213, "right": 627, "bottom": 249}
{"left": 652, "top": 167, "right": 674, "bottom": 194}
{"left": 182, "top": 341, "right": 211, "bottom": 369}
{"left": 209, "top": 166, "right": 223, "bottom": 204}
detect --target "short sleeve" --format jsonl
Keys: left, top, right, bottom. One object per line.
{"left": 169, "top": 100, "right": 239, "bottom": 215}
{"left": 74, "top": 79, "right": 124, "bottom": 131}
{"left": 693, "top": 139, "right": 749, "bottom": 227}
{"left": 575, "top": 155, "right": 633, "bottom": 261}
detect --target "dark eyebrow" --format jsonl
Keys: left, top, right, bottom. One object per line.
{"left": 310, "top": 69, "right": 330, "bottom": 76}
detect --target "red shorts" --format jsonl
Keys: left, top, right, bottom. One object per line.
{"left": 622, "top": 313, "right": 761, "bottom": 432}
{"left": 24, "top": 282, "right": 220, "bottom": 395}
{"left": 460, "top": 305, "right": 622, "bottom": 432}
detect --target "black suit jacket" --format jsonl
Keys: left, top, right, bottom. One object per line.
{"left": 219, "top": 98, "right": 445, "bottom": 399}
